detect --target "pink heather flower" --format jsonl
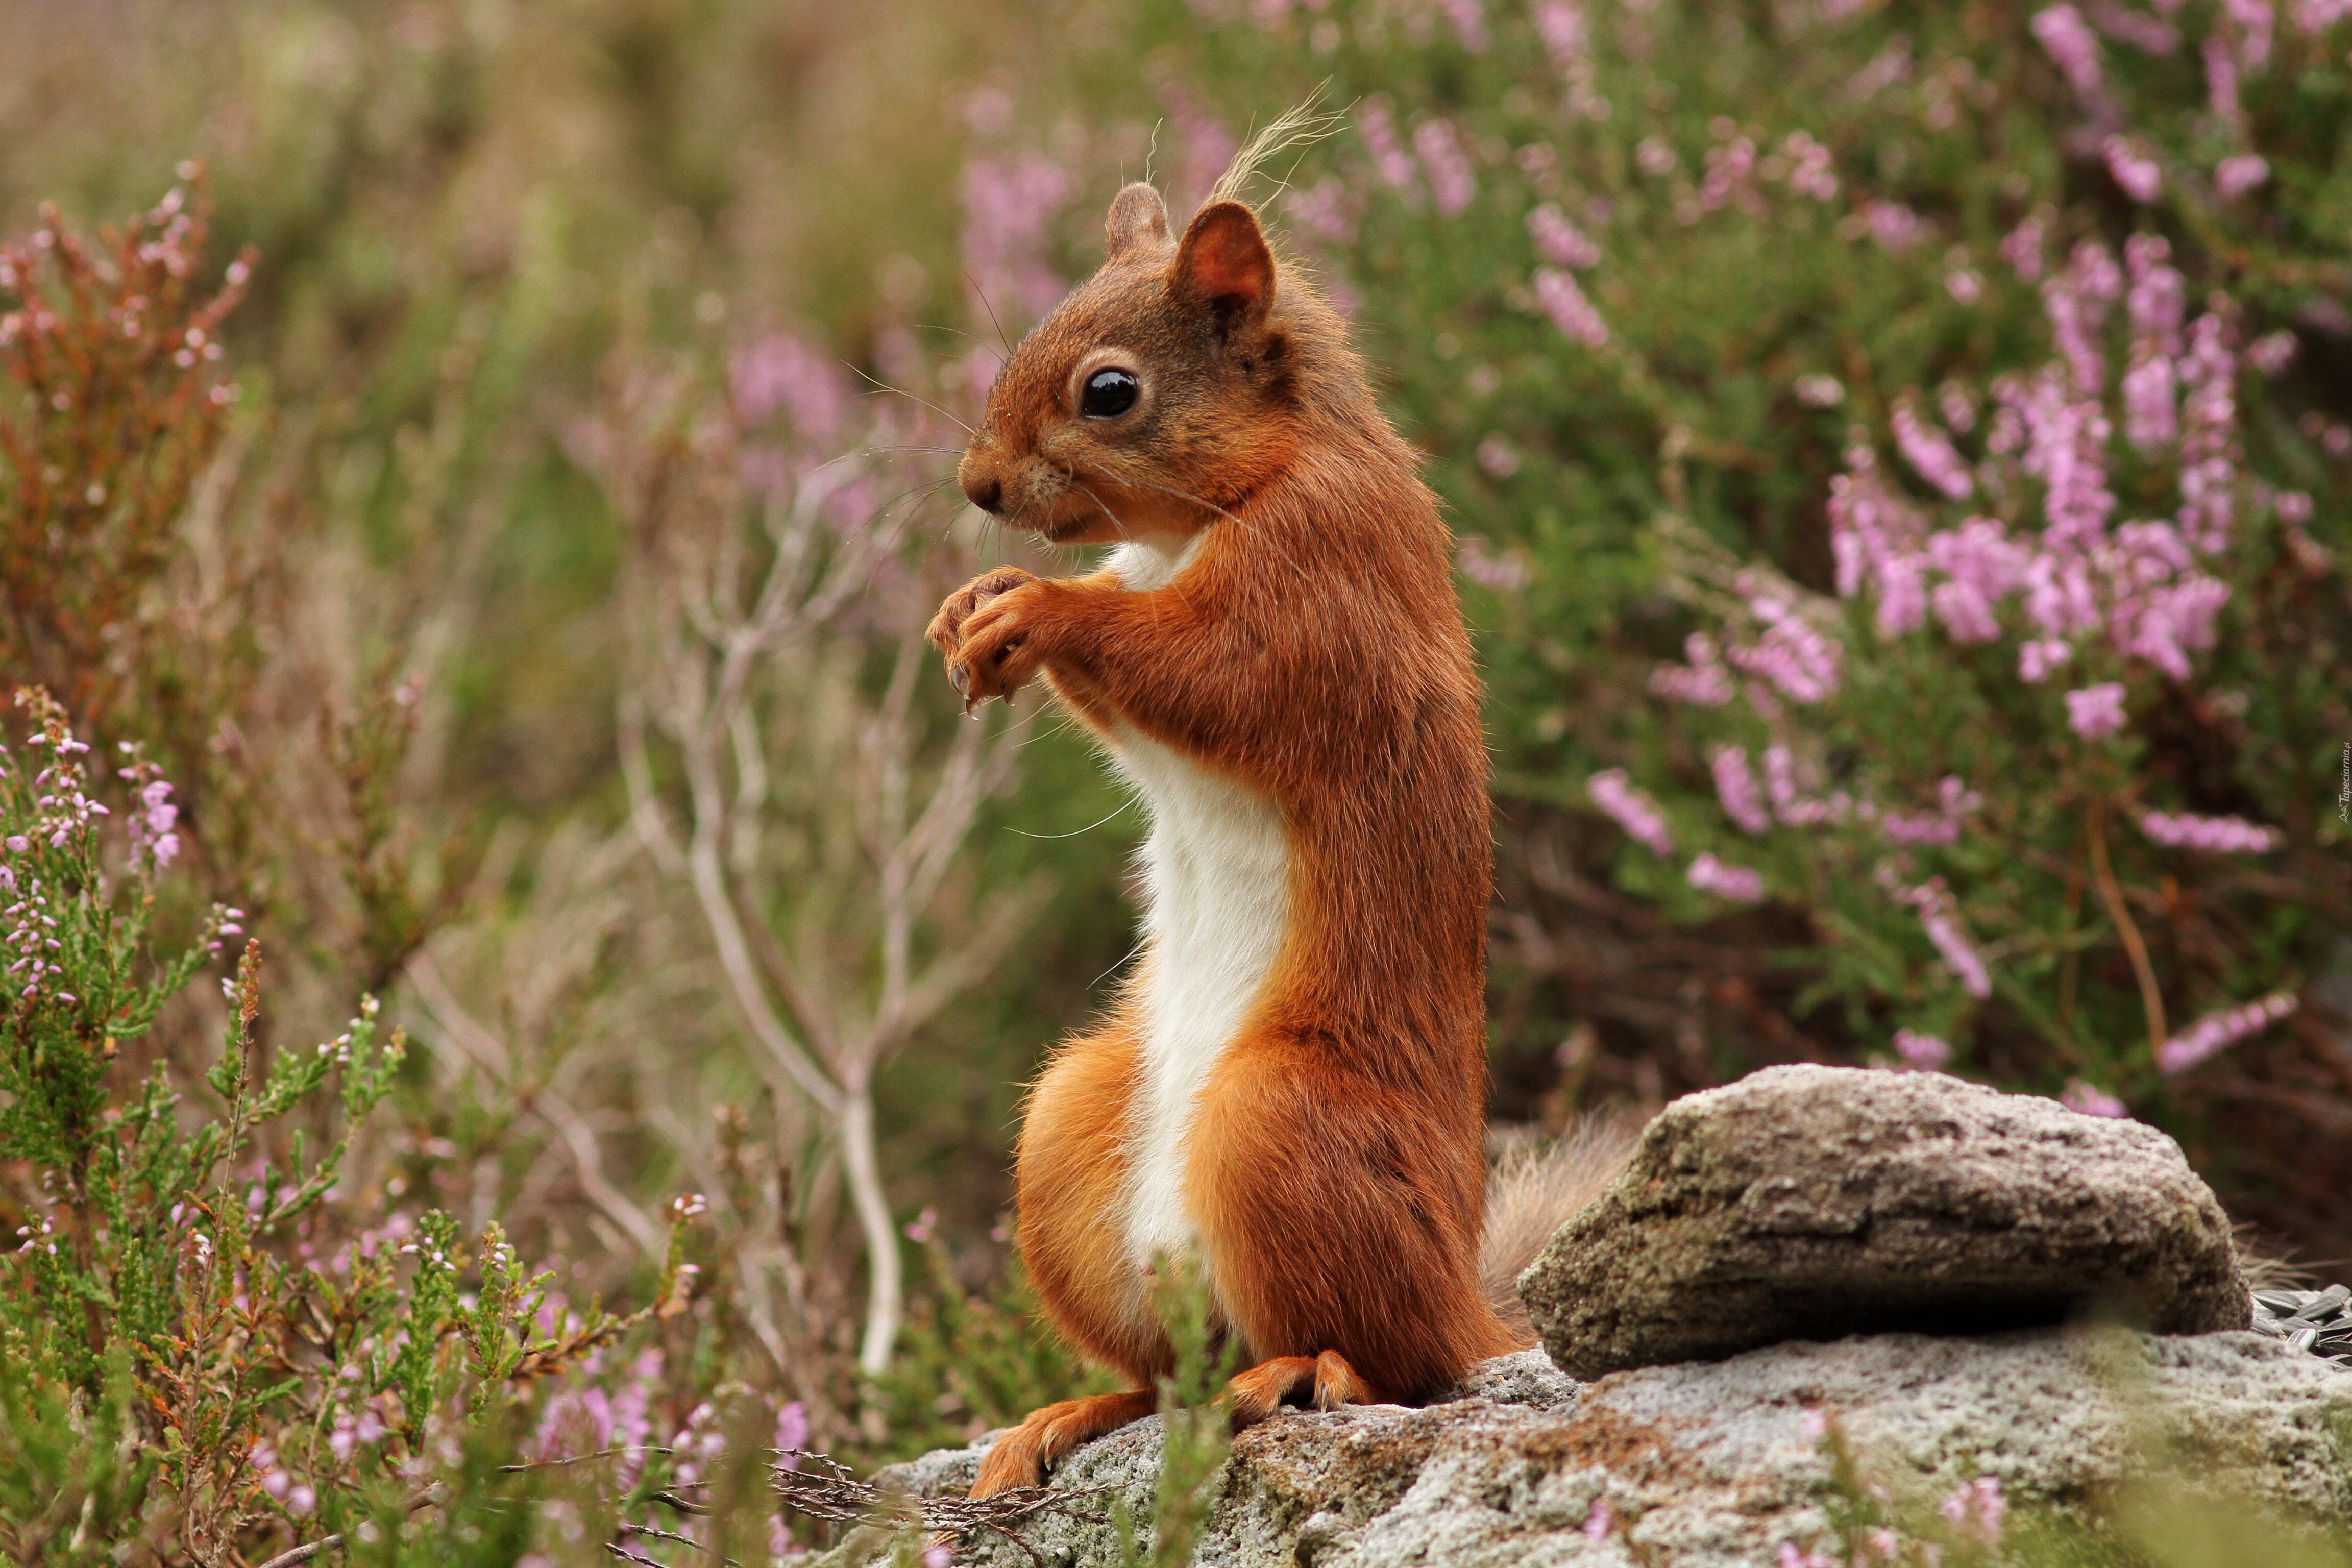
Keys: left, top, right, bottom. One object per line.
{"left": 1894, "top": 877, "right": 1993, "bottom": 997}
{"left": 1712, "top": 746, "right": 1772, "bottom": 834}
{"left": 1894, "top": 1030, "right": 1952, "bottom": 1070}
{"left": 1893, "top": 398, "right": 1973, "bottom": 499}
{"left": 730, "top": 334, "right": 852, "bottom": 442}
{"left": 2204, "top": 33, "right": 2242, "bottom": 122}
{"left": 1527, "top": 204, "right": 1600, "bottom": 268}
{"left": 1286, "top": 178, "right": 1359, "bottom": 244}
{"left": 1702, "top": 135, "right": 1761, "bottom": 214}
{"left": 2227, "top": 0, "right": 2275, "bottom": 70}
{"left": 2000, "top": 211, "right": 2047, "bottom": 281}
{"left": 1435, "top": 0, "right": 1490, "bottom": 50}
{"left": 922, "top": 1544, "right": 953, "bottom": 1568}
{"left": 1763, "top": 745, "right": 1851, "bottom": 826}
{"left": 2092, "top": 3, "right": 2179, "bottom": 50}
{"left": 1476, "top": 435, "right": 1520, "bottom": 478}
{"left": 2140, "top": 810, "right": 2282, "bottom": 852}
{"left": 2102, "top": 136, "right": 2162, "bottom": 202}
{"left": 2296, "top": 0, "right": 2352, "bottom": 28}
{"left": 1880, "top": 809, "right": 1962, "bottom": 845}
{"left": 1778, "top": 1545, "right": 1838, "bottom": 1568}
{"left": 1927, "top": 517, "right": 2030, "bottom": 641}
{"left": 1583, "top": 1496, "right": 1616, "bottom": 1542}
{"left": 1777, "top": 131, "right": 1840, "bottom": 200}
{"left": 961, "top": 154, "right": 1076, "bottom": 318}
{"left": 2248, "top": 330, "right": 2297, "bottom": 375}
{"left": 2122, "top": 353, "right": 2178, "bottom": 449}
{"left": 2275, "top": 489, "right": 2314, "bottom": 524}
{"left": 1458, "top": 533, "right": 1529, "bottom": 591}
{"left": 1589, "top": 769, "right": 1675, "bottom": 856}
{"left": 775, "top": 1400, "right": 810, "bottom": 1461}
{"left": 1794, "top": 374, "right": 1844, "bottom": 407}
{"left": 1865, "top": 201, "right": 1929, "bottom": 251}
{"left": 288, "top": 1487, "right": 315, "bottom": 1517}
{"left": 1687, "top": 853, "right": 1767, "bottom": 903}
{"left": 2065, "top": 682, "right": 2128, "bottom": 739}
{"left": 2159, "top": 993, "right": 2298, "bottom": 1074}
{"left": 1947, "top": 267, "right": 1984, "bottom": 304}
{"left": 903, "top": 1205, "right": 937, "bottom": 1243}
{"left": 2215, "top": 153, "right": 2270, "bottom": 197}
{"left": 1635, "top": 136, "right": 1678, "bottom": 177}
{"left": 2033, "top": 6, "right": 2104, "bottom": 95}
{"left": 1535, "top": 1, "right": 1588, "bottom": 72}
{"left": 2126, "top": 234, "right": 2185, "bottom": 352}
{"left": 1940, "top": 1475, "right": 2007, "bottom": 1545}
{"left": 1358, "top": 98, "right": 1422, "bottom": 192}
{"left": 1651, "top": 634, "right": 1735, "bottom": 706}
{"left": 1729, "top": 594, "right": 1845, "bottom": 702}
{"left": 1533, "top": 267, "right": 1608, "bottom": 347}
{"left": 1414, "top": 119, "right": 1477, "bottom": 216}
{"left": 2061, "top": 1080, "right": 2129, "bottom": 1117}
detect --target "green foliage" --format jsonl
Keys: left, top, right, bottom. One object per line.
{"left": 863, "top": 1227, "right": 1118, "bottom": 1468}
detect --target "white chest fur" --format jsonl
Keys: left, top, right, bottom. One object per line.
{"left": 1101, "top": 535, "right": 1292, "bottom": 1270}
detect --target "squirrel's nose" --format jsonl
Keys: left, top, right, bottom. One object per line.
{"left": 964, "top": 474, "right": 1003, "bottom": 514}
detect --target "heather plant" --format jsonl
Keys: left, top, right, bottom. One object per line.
{"left": 1141, "top": 0, "right": 2352, "bottom": 1236}
{"left": 0, "top": 689, "right": 736, "bottom": 1564}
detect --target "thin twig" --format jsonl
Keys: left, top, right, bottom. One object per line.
{"left": 2087, "top": 797, "right": 2168, "bottom": 1054}
{"left": 250, "top": 1487, "right": 441, "bottom": 1568}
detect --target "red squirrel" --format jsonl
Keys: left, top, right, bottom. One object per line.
{"left": 928, "top": 178, "right": 1552, "bottom": 1498}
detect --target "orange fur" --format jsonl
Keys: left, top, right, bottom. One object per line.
{"left": 933, "top": 185, "right": 1512, "bottom": 1497}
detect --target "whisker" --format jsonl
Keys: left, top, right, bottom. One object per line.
{"left": 848, "top": 365, "right": 976, "bottom": 437}
{"left": 1004, "top": 797, "right": 1135, "bottom": 840}
{"left": 964, "top": 274, "right": 1015, "bottom": 356}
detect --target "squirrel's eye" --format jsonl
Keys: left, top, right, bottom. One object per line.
{"left": 1080, "top": 368, "right": 1140, "bottom": 419}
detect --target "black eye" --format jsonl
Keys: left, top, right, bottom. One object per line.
{"left": 1080, "top": 368, "right": 1139, "bottom": 419}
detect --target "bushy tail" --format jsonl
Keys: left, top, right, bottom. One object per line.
{"left": 1481, "top": 1114, "right": 1640, "bottom": 1346}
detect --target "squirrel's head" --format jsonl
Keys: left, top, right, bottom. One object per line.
{"left": 957, "top": 183, "right": 1343, "bottom": 546}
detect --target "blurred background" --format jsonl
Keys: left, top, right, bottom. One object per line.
{"left": 3, "top": 0, "right": 2350, "bottom": 1553}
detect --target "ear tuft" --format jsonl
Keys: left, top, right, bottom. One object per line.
{"left": 1171, "top": 201, "right": 1276, "bottom": 329}
{"left": 1105, "top": 183, "right": 1173, "bottom": 260}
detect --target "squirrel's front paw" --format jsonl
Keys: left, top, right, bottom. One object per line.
{"left": 947, "top": 584, "right": 1055, "bottom": 709}
{"left": 927, "top": 567, "right": 1038, "bottom": 662}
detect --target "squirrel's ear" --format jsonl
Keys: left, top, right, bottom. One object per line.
{"left": 1171, "top": 201, "right": 1276, "bottom": 331}
{"left": 1105, "top": 183, "right": 1172, "bottom": 259}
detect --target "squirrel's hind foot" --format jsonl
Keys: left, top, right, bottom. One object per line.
{"left": 1221, "top": 1350, "right": 1377, "bottom": 1430}
{"left": 969, "top": 1388, "right": 1157, "bottom": 1498}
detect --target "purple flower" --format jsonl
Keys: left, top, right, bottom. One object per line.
{"left": 962, "top": 153, "right": 1076, "bottom": 320}
{"left": 1687, "top": 853, "right": 1767, "bottom": 903}
{"left": 1357, "top": 98, "right": 1421, "bottom": 192}
{"left": 2060, "top": 1080, "right": 2128, "bottom": 1117}
{"left": 1893, "top": 398, "right": 1973, "bottom": 500}
{"left": 1434, "top": 0, "right": 1489, "bottom": 50}
{"left": 1940, "top": 1475, "right": 2007, "bottom": 1545}
{"left": 1864, "top": 201, "right": 1928, "bottom": 251}
{"left": 1582, "top": 1496, "right": 1615, "bottom": 1542}
{"left": 1532, "top": 267, "right": 1608, "bottom": 347}
{"left": 2101, "top": 136, "right": 2162, "bottom": 202}
{"left": 2158, "top": 993, "right": 2297, "bottom": 1074}
{"left": 730, "top": 334, "right": 852, "bottom": 443}
{"left": 1588, "top": 769, "right": 1675, "bottom": 857}
{"left": 1527, "top": 204, "right": 1600, "bottom": 268}
{"left": 1889, "top": 875, "right": 1993, "bottom": 997}
{"left": 1728, "top": 594, "right": 1844, "bottom": 702}
{"left": 1413, "top": 119, "right": 1477, "bottom": 216}
{"left": 1711, "top": 746, "right": 1772, "bottom": 834}
{"left": 2140, "top": 810, "right": 2282, "bottom": 853}
{"left": 1650, "top": 633, "right": 1735, "bottom": 707}
{"left": 2215, "top": 153, "right": 2270, "bottom": 198}
{"left": 2064, "top": 682, "right": 2128, "bottom": 739}
{"left": 1893, "top": 1030, "right": 1952, "bottom": 1070}
{"left": 2122, "top": 353, "right": 2178, "bottom": 449}
{"left": 2032, "top": 5, "right": 2104, "bottom": 96}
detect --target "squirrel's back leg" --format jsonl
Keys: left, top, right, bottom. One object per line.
{"left": 1186, "top": 1031, "right": 1515, "bottom": 1403}
{"left": 973, "top": 1011, "right": 1169, "bottom": 1498}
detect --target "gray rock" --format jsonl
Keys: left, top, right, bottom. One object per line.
{"left": 1518, "top": 1064, "right": 2248, "bottom": 1380}
{"left": 814, "top": 1330, "right": 2352, "bottom": 1566}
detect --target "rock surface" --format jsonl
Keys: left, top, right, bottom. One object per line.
{"left": 1518, "top": 1064, "right": 2248, "bottom": 1380}
{"left": 817, "top": 1332, "right": 2352, "bottom": 1566}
